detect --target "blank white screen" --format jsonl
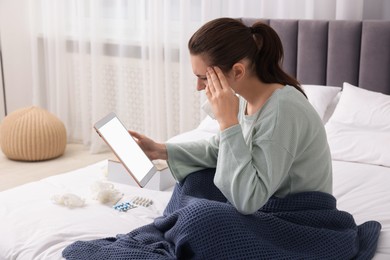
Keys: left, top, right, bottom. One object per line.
{"left": 98, "top": 117, "right": 154, "bottom": 181}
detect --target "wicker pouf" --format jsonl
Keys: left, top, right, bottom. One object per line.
{"left": 0, "top": 106, "right": 67, "bottom": 161}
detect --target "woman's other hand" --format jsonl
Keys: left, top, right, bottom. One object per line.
{"left": 128, "top": 130, "right": 168, "bottom": 160}
{"left": 206, "top": 66, "right": 239, "bottom": 131}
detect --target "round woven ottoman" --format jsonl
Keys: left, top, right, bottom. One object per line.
{"left": 0, "top": 106, "right": 67, "bottom": 161}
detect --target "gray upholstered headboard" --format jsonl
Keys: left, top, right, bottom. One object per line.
{"left": 240, "top": 18, "right": 390, "bottom": 95}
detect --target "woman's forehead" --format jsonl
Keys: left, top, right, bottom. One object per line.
{"left": 190, "top": 55, "right": 209, "bottom": 74}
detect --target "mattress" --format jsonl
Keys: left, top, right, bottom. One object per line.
{"left": 0, "top": 158, "right": 389, "bottom": 259}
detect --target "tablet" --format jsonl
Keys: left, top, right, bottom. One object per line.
{"left": 94, "top": 112, "right": 157, "bottom": 187}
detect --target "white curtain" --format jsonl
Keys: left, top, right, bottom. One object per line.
{"left": 28, "top": 0, "right": 390, "bottom": 153}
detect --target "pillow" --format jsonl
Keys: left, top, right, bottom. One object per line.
{"left": 196, "top": 116, "right": 219, "bottom": 133}
{"left": 325, "top": 82, "right": 390, "bottom": 167}
{"left": 301, "top": 85, "right": 342, "bottom": 123}
{"left": 322, "top": 91, "right": 341, "bottom": 124}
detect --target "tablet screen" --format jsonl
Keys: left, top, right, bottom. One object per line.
{"left": 94, "top": 113, "right": 156, "bottom": 187}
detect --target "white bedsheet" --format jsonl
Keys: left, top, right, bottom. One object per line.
{"left": 0, "top": 161, "right": 172, "bottom": 260}
{"left": 332, "top": 160, "right": 390, "bottom": 259}
{"left": 0, "top": 159, "right": 389, "bottom": 259}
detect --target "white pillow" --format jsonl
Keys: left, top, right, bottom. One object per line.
{"left": 301, "top": 85, "right": 342, "bottom": 123}
{"left": 196, "top": 116, "right": 219, "bottom": 133}
{"left": 325, "top": 82, "right": 390, "bottom": 167}
{"left": 322, "top": 91, "right": 341, "bottom": 124}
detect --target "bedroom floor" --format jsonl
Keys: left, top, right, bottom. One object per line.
{"left": 0, "top": 143, "right": 115, "bottom": 191}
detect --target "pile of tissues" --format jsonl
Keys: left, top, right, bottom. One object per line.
{"left": 51, "top": 181, "right": 123, "bottom": 208}
{"left": 51, "top": 193, "right": 85, "bottom": 208}
{"left": 90, "top": 181, "right": 123, "bottom": 205}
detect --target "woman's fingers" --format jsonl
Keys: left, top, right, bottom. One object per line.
{"left": 206, "top": 71, "right": 216, "bottom": 95}
{"left": 207, "top": 67, "right": 223, "bottom": 91}
{"left": 128, "top": 130, "right": 143, "bottom": 143}
{"left": 212, "top": 66, "right": 230, "bottom": 91}
{"left": 128, "top": 130, "right": 140, "bottom": 138}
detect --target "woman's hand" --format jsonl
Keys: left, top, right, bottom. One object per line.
{"left": 206, "top": 66, "right": 239, "bottom": 131}
{"left": 128, "top": 130, "right": 168, "bottom": 160}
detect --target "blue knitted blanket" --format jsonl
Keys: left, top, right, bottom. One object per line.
{"left": 63, "top": 168, "right": 381, "bottom": 260}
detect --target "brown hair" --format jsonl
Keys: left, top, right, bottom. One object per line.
{"left": 188, "top": 17, "right": 306, "bottom": 98}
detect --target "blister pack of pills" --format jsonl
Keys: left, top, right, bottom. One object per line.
{"left": 113, "top": 196, "right": 153, "bottom": 212}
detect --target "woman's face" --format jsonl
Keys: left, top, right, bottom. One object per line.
{"left": 190, "top": 55, "right": 209, "bottom": 91}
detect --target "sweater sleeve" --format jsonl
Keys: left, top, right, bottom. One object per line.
{"left": 166, "top": 135, "right": 219, "bottom": 182}
{"left": 214, "top": 124, "right": 294, "bottom": 215}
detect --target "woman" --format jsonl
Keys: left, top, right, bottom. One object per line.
{"left": 130, "top": 17, "right": 332, "bottom": 215}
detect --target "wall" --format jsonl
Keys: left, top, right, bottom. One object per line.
{"left": 0, "top": 0, "right": 34, "bottom": 115}
{"left": 363, "top": 0, "right": 390, "bottom": 19}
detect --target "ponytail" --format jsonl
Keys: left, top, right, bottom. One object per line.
{"left": 250, "top": 22, "right": 306, "bottom": 98}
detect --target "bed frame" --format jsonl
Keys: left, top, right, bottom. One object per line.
{"left": 240, "top": 18, "right": 390, "bottom": 95}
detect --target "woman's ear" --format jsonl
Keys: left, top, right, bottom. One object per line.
{"left": 231, "top": 63, "right": 246, "bottom": 81}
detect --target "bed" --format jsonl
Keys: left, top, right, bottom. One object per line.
{"left": 1, "top": 18, "right": 390, "bottom": 259}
